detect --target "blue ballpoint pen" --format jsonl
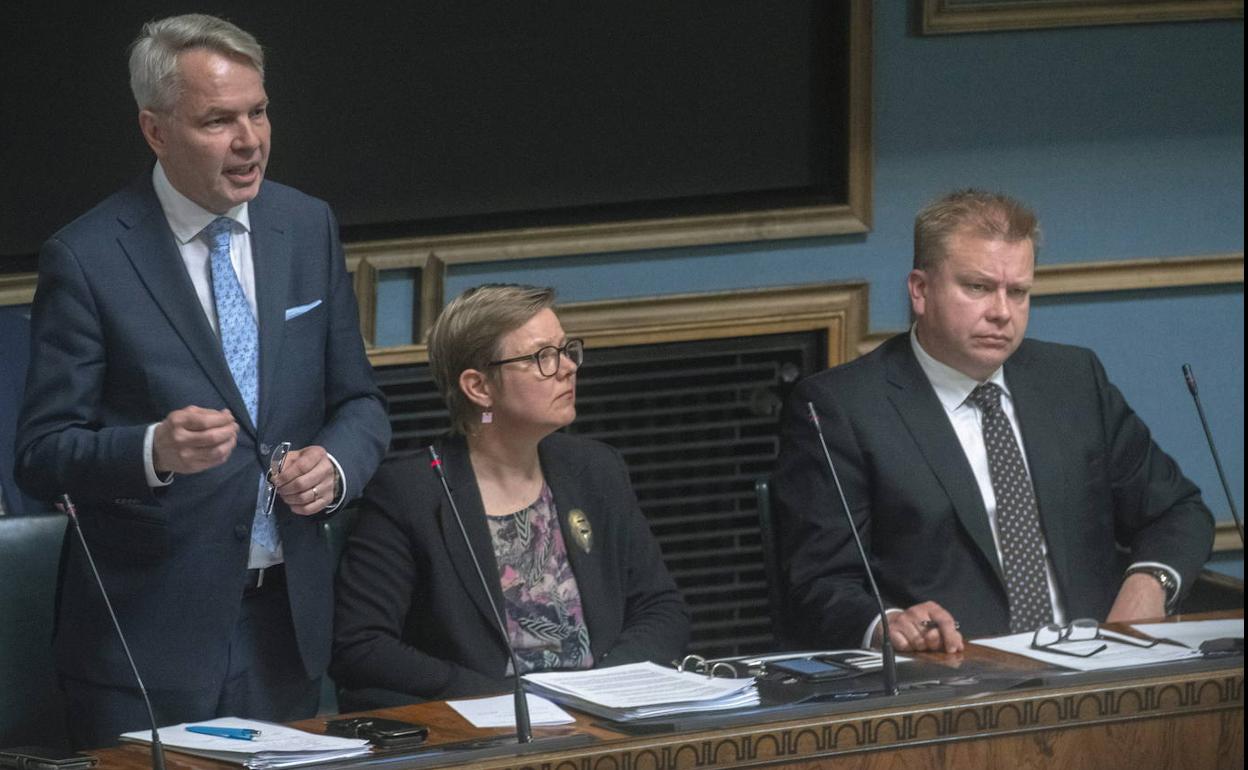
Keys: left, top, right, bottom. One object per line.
{"left": 186, "top": 725, "right": 261, "bottom": 741}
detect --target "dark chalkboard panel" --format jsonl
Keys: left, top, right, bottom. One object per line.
{"left": 1, "top": 1, "right": 870, "bottom": 268}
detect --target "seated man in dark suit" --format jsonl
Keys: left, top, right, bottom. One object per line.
{"left": 773, "top": 189, "right": 1214, "bottom": 653}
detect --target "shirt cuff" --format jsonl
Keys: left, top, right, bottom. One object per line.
{"left": 1128, "top": 560, "right": 1182, "bottom": 601}
{"left": 862, "top": 608, "right": 903, "bottom": 649}
{"left": 143, "top": 423, "right": 175, "bottom": 488}
{"left": 323, "top": 452, "right": 347, "bottom": 513}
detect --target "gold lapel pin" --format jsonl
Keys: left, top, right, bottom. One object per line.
{"left": 568, "top": 509, "right": 593, "bottom": 554}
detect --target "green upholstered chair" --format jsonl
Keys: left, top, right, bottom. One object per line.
{"left": 0, "top": 513, "right": 70, "bottom": 749}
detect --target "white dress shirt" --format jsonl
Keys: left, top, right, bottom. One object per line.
{"left": 142, "top": 162, "right": 346, "bottom": 567}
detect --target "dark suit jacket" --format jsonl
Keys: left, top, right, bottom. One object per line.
{"left": 15, "top": 174, "right": 390, "bottom": 690}
{"left": 331, "top": 433, "right": 690, "bottom": 704}
{"left": 773, "top": 334, "right": 1214, "bottom": 648}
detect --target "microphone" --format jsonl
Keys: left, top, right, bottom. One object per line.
{"left": 1182, "top": 364, "right": 1244, "bottom": 546}
{"left": 56, "top": 495, "right": 166, "bottom": 769}
{"left": 805, "top": 403, "right": 899, "bottom": 697}
{"left": 427, "top": 446, "right": 533, "bottom": 744}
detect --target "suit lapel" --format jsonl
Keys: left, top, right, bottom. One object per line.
{"left": 883, "top": 338, "right": 1004, "bottom": 584}
{"left": 539, "top": 439, "right": 609, "bottom": 657}
{"left": 436, "top": 439, "right": 510, "bottom": 642}
{"left": 116, "top": 182, "right": 253, "bottom": 432}
{"left": 1003, "top": 344, "right": 1074, "bottom": 596}
{"left": 249, "top": 187, "right": 291, "bottom": 435}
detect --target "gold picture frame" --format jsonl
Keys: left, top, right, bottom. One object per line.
{"left": 921, "top": 0, "right": 1242, "bottom": 34}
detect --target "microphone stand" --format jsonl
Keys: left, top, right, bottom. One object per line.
{"left": 57, "top": 495, "right": 167, "bottom": 770}
{"left": 805, "top": 404, "right": 899, "bottom": 697}
{"left": 1182, "top": 364, "right": 1245, "bottom": 545}
{"left": 427, "top": 447, "right": 533, "bottom": 744}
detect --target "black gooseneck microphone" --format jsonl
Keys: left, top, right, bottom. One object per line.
{"left": 56, "top": 494, "right": 166, "bottom": 769}
{"left": 427, "top": 446, "right": 533, "bottom": 744}
{"left": 1182, "top": 364, "right": 1245, "bottom": 546}
{"left": 805, "top": 403, "right": 900, "bottom": 697}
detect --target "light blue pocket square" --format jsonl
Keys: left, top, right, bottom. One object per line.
{"left": 285, "top": 299, "right": 323, "bottom": 321}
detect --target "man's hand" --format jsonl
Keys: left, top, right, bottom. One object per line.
{"left": 872, "top": 601, "right": 964, "bottom": 653}
{"left": 272, "top": 445, "right": 339, "bottom": 516}
{"left": 153, "top": 406, "right": 239, "bottom": 475}
{"left": 1106, "top": 572, "right": 1167, "bottom": 623}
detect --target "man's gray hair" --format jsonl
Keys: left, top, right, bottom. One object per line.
{"left": 128, "top": 14, "right": 264, "bottom": 112}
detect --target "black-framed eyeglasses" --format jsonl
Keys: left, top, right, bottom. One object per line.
{"left": 1031, "top": 618, "right": 1160, "bottom": 658}
{"left": 262, "top": 441, "right": 291, "bottom": 517}
{"left": 488, "top": 338, "right": 584, "bottom": 378}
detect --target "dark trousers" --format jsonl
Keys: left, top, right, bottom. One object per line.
{"left": 62, "top": 575, "right": 321, "bottom": 749}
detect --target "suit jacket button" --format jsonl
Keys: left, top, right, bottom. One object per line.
{"left": 234, "top": 524, "right": 249, "bottom": 541}
{"left": 260, "top": 443, "right": 271, "bottom": 455}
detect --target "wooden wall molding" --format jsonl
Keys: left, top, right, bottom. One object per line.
{"left": 340, "top": 200, "right": 873, "bottom": 268}
{"left": 345, "top": 244, "right": 446, "bottom": 347}
{"left": 921, "top": 0, "right": 1243, "bottom": 35}
{"left": 1214, "top": 522, "right": 1243, "bottom": 553}
{"left": 367, "top": 282, "right": 870, "bottom": 371}
{"left": 1032, "top": 252, "right": 1244, "bottom": 296}
{"left": 0, "top": 274, "right": 35, "bottom": 307}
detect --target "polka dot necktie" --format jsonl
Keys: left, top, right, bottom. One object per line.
{"left": 204, "top": 217, "right": 278, "bottom": 552}
{"left": 969, "top": 382, "right": 1054, "bottom": 633}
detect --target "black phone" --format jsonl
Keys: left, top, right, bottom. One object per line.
{"left": 324, "top": 717, "right": 429, "bottom": 748}
{"left": 766, "top": 657, "right": 857, "bottom": 682}
{"left": 1199, "top": 637, "right": 1244, "bottom": 656}
{"left": 0, "top": 747, "right": 98, "bottom": 770}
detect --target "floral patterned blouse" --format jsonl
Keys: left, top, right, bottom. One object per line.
{"left": 487, "top": 483, "right": 594, "bottom": 674}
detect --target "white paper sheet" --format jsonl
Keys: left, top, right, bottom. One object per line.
{"left": 974, "top": 628, "right": 1201, "bottom": 671}
{"left": 1130, "top": 618, "right": 1244, "bottom": 649}
{"left": 446, "top": 693, "right": 576, "bottom": 728}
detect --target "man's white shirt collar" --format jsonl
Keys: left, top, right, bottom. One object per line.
{"left": 152, "top": 162, "right": 251, "bottom": 243}
{"left": 909, "top": 325, "right": 1010, "bottom": 414}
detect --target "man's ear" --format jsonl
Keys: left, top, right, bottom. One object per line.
{"left": 459, "top": 368, "right": 493, "bottom": 410}
{"left": 907, "top": 268, "right": 928, "bottom": 318}
{"left": 138, "top": 109, "right": 165, "bottom": 157}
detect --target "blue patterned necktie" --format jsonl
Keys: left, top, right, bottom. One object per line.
{"left": 969, "top": 383, "right": 1053, "bottom": 633}
{"left": 205, "top": 217, "right": 278, "bottom": 552}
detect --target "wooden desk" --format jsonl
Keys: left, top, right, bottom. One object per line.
{"left": 90, "top": 614, "right": 1244, "bottom": 770}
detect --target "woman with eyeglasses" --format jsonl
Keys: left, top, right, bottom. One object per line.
{"left": 331, "top": 284, "right": 690, "bottom": 709}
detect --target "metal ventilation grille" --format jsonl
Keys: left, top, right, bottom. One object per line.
{"left": 373, "top": 331, "right": 821, "bottom": 658}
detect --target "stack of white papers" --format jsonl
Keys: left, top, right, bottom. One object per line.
{"left": 121, "top": 717, "right": 371, "bottom": 769}
{"left": 974, "top": 629, "right": 1201, "bottom": 672}
{"left": 522, "top": 661, "right": 759, "bottom": 721}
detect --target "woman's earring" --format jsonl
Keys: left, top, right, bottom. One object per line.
{"left": 481, "top": 410, "right": 493, "bottom": 424}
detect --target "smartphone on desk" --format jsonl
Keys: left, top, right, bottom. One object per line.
{"left": 766, "top": 657, "right": 858, "bottom": 682}
{"left": 324, "top": 717, "right": 429, "bottom": 748}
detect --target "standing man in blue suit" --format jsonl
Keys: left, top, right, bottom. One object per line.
{"left": 16, "top": 14, "right": 390, "bottom": 747}
{"left": 774, "top": 190, "right": 1213, "bottom": 655}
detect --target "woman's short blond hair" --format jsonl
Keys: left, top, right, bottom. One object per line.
{"left": 427, "top": 284, "right": 556, "bottom": 435}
